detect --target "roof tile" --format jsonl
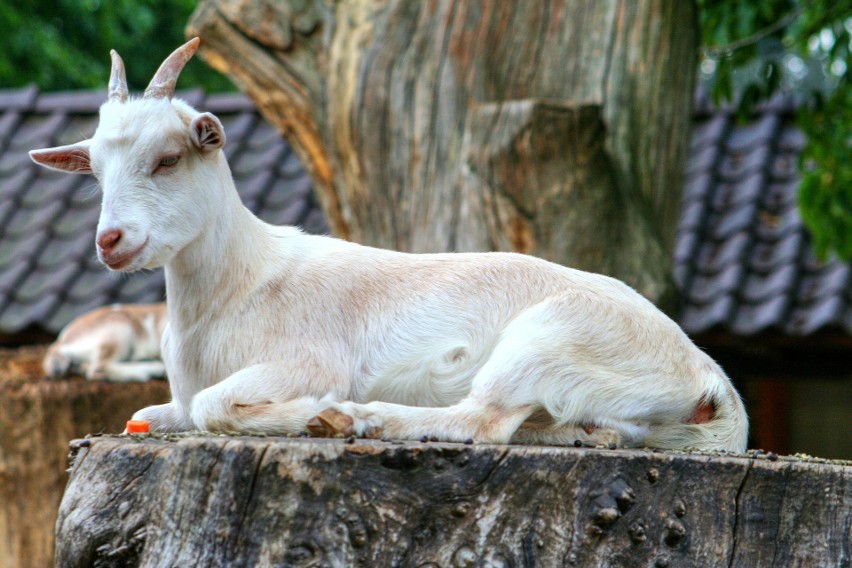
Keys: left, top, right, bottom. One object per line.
{"left": 695, "top": 232, "right": 750, "bottom": 273}
{"left": 731, "top": 294, "right": 789, "bottom": 335}
{"left": 724, "top": 114, "right": 780, "bottom": 152}
{"left": 705, "top": 204, "right": 756, "bottom": 240}
{"left": 717, "top": 145, "right": 771, "bottom": 180}
{"left": 690, "top": 115, "right": 729, "bottom": 150}
{"left": 686, "top": 263, "right": 743, "bottom": 303}
{"left": 16, "top": 263, "right": 80, "bottom": 303}
{"left": 680, "top": 295, "right": 733, "bottom": 333}
{"left": 749, "top": 231, "right": 803, "bottom": 272}
{"left": 711, "top": 174, "right": 764, "bottom": 210}
{"left": 785, "top": 295, "right": 843, "bottom": 335}
{"left": 797, "top": 264, "right": 850, "bottom": 302}
{"left": 741, "top": 264, "right": 797, "bottom": 302}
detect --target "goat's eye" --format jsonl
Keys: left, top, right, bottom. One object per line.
{"left": 154, "top": 154, "right": 181, "bottom": 172}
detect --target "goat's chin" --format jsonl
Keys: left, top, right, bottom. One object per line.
{"left": 102, "top": 258, "right": 145, "bottom": 273}
{"left": 99, "top": 238, "right": 150, "bottom": 272}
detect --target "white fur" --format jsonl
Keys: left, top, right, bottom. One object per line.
{"left": 43, "top": 303, "right": 167, "bottom": 382}
{"left": 29, "top": 49, "right": 748, "bottom": 452}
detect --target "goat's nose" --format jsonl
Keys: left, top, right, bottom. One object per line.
{"left": 97, "top": 228, "right": 123, "bottom": 252}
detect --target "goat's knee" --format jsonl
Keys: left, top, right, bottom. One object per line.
{"left": 191, "top": 384, "right": 325, "bottom": 435}
{"left": 189, "top": 389, "right": 237, "bottom": 431}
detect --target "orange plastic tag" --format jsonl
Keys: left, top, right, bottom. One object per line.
{"left": 126, "top": 419, "right": 150, "bottom": 434}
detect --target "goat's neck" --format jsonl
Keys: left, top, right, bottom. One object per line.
{"left": 163, "top": 166, "right": 276, "bottom": 327}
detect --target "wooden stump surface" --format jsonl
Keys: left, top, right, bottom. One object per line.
{"left": 56, "top": 434, "right": 851, "bottom": 568}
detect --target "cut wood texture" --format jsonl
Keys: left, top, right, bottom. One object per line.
{"left": 56, "top": 436, "right": 851, "bottom": 567}
{"left": 0, "top": 347, "right": 170, "bottom": 568}
{"left": 187, "top": 0, "right": 696, "bottom": 313}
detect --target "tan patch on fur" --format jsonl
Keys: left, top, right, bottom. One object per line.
{"left": 233, "top": 401, "right": 274, "bottom": 417}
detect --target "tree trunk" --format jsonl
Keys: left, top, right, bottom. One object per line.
{"left": 0, "top": 347, "right": 170, "bottom": 568}
{"left": 56, "top": 436, "right": 851, "bottom": 567}
{"left": 187, "top": 0, "right": 697, "bottom": 312}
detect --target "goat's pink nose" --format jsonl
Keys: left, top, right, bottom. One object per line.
{"left": 97, "top": 228, "right": 123, "bottom": 252}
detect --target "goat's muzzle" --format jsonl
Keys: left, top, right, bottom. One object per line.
{"left": 97, "top": 230, "right": 148, "bottom": 270}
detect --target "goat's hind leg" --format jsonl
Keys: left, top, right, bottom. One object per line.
{"left": 511, "top": 421, "right": 622, "bottom": 448}
{"left": 308, "top": 396, "right": 539, "bottom": 444}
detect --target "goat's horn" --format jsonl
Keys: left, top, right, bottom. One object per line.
{"left": 143, "top": 37, "right": 201, "bottom": 100}
{"left": 108, "top": 50, "right": 129, "bottom": 103}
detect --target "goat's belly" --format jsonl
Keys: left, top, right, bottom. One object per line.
{"left": 361, "top": 343, "right": 487, "bottom": 408}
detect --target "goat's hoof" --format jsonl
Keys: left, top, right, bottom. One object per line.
{"left": 306, "top": 409, "right": 355, "bottom": 438}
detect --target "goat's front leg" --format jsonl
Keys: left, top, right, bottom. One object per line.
{"left": 188, "top": 363, "right": 341, "bottom": 435}
{"left": 130, "top": 402, "right": 194, "bottom": 433}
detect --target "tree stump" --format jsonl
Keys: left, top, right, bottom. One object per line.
{"left": 56, "top": 435, "right": 851, "bottom": 567}
{"left": 0, "top": 346, "right": 170, "bottom": 568}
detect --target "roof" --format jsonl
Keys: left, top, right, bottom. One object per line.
{"left": 0, "top": 87, "right": 849, "bottom": 339}
{"left": 678, "top": 92, "right": 850, "bottom": 336}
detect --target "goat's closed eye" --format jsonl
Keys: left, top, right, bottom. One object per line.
{"left": 154, "top": 154, "right": 181, "bottom": 173}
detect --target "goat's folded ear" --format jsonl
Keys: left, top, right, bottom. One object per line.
{"left": 191, "top": 112, "right": 226, "bottom": 153}
{"left": 29, "top": 141, "right": 92, "bottom": 174}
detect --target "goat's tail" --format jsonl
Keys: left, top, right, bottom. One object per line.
{"left": 645, "top": 374, "right": 749, "bottom": 453}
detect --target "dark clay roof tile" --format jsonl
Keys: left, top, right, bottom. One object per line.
{"left": 785, "top": 295, "right": 844, "bottom": 335}
{"left": 11, "top": 112, "right": 68, "bottom": 149}
{"left": 685, "top": 144, "right": 719, "bottom": 177}
{"left": 680, "top": 295, "right": 734, "bottom": 333}
{"left": 717, "top": 145, "right": 771, "bottom": 181}
{"left": 749, "top": 231, "right": 803, "bottom": 272}
{"left": 686, "top": 262, "right": 743, "bottom": 303}
{"left": 695, "top": 232, "right": 750, "bottom": 273}
{"left": 705, "top": 203, "right": 757, "bottom": 240}
{"left": 710, "top": 174, "right": 765, "bottom": 210}
{"left": 741, "top": 264, "right": 798, "bottom": 302}
{"left": 690, "top": 114, "right": 729, "bottom": 150}
{"left": 797, "top": 264, "right": 851, "bottom": 302}
{"left": 730, "top": 294, "right": 789, "bottom": 335}
{"left": 724, "top": 114, "right": 781, "bottom": 152}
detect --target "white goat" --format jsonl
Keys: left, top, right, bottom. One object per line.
{"left": 43, "top": 303, "right": 167, "bottom": 382}
{"left": 30, "top": 39, "right": 748, "bottom": 452}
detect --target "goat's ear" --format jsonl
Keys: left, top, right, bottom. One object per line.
{"left": 29, "top": 141, "right": 92, "bottom": 174}
{"left": 191, "top": 113, "right": 225, "bottom": 153}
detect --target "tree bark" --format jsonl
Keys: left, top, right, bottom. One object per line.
{"left": 187, "top": 0, "right": 697, "bottom": 312}
{"left": 56, "top": 436, "right": 851, "bottom": 567}
{"left": 0, "top": 347, "right": 170, "bottom": 568}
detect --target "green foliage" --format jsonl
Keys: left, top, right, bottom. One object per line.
{"left": 0, "top": 0, "right": 233, "bottom": 92}
{"left": 697, "top": 0, "right": 852, "bottom": 261}
{"left": 798, "top": 88, "right": 852, "bottom": 259}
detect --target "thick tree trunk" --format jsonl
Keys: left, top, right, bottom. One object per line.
{"left": 56, "top": 436, "right": 851, "bottom": 567}
{"left": 188, "top": 0, "right": 696, "bottom": 312}
{"left": 0, "top": 347, "right": 170, "bottom": 568}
